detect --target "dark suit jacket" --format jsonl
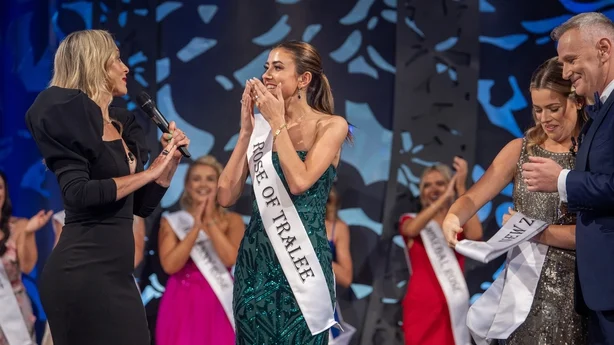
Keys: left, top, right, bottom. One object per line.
{"left": 569, "top": 92, "right": 614, "bottom": 311}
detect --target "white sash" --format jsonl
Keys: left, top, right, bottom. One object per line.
{"left": 416, "top": 216, "right": 470, "bottom": 345}
{"left": 455, "top": 212, "right": 548, "bottom": 344}
{"left": 0, "top": 260, "right": 35, "bottom": 345}
{"left": 328, "top": 302, "right": 356, "bottom": 345}
{"left": 247, "top": 113, "right": 336, "bottom": 335}
{"left": 52, "top": 210, "right": 65, "bottom": 225}
{"left": 162, "top": 210, "right": 235, "bottom": 331}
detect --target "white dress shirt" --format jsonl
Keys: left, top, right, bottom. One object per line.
{"left": 558, "top": 79, "right": 614, "bottom": 202}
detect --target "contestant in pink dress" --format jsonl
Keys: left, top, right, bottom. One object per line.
{"left": 156, "top": 156, "right": 244, "bottom": 345}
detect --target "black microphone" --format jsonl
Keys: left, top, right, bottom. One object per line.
{"left": 136, "top": 91, "right": 191, "bottom": 158}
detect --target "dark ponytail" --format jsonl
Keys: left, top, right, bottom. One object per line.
{"left": 308, "top": 73, "right": 334, "bottom": 115}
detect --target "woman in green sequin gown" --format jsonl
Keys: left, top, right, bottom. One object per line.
{"left": 217, "top": 41, "right": 350, "bottom": 345}
{"left": 233, "top": 152, "right": 336, "bottom": 344}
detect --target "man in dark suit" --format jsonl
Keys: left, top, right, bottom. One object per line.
{"left": 521, "top": 12, "right": 614, "bottom": 345}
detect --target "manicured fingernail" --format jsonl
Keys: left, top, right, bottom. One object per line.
{"left": 165, "top": 133, "right": 172, "bottom": 139}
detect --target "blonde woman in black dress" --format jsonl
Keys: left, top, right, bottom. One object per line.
{"left": 26, "top": 29, "right": 190, "bottom": 345}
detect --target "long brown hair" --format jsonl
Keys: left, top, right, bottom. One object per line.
{"left": 275, "top": 41, "right": 333, "bottom": 114}
{"left": 527, "top": 57, "right": 587, "bottom": 154}
{"left": 326, "top": 185, "right": 341, "bottom": 221}
{"left": 274, "top": 40, "right": 353, "bottom": 142}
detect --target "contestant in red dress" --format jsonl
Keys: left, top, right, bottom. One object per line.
{"left": 398, "top": 159, "right": 482, "bottom": 345}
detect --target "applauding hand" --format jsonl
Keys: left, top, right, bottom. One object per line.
{"left": 25, "top": 210, "right": 53, "bottom": 233}
{"left": 250, "top": 78, "right": 285, "bottom": 127}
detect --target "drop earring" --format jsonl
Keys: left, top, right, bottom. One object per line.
{"left": 298, "top": 88, "right": 302, "bottom": 99}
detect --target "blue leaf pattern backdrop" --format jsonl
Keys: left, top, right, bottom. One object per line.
{"left": 0, "top": 0, "right": 608, "bottom": 344}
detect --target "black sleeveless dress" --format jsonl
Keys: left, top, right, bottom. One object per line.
{"left": 25, "top": 86, "right": 167, "bottom": 345}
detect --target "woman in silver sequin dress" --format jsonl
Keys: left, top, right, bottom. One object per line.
{"left": 443, "top": 57, "right": 589, "bottom": 344}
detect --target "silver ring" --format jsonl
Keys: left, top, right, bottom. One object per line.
{"left": 162, "top": 149, "right": 170, "bottom": 155}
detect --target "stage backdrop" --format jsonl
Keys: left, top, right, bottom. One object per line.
{"left": 2, "top": 0, "right": 397, "bottom": 344}
{"left": 1, "top": 0, "right": 610, "bottom": 344}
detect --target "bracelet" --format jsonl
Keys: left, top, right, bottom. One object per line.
{"left": 273, "top": 123, "right": 287, "bottom": 140}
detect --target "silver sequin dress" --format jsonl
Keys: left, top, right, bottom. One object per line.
{"left": 501, "top": 138, "right": 588, "bottom": 345}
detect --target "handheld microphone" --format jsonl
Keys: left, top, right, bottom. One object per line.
{"left": 136, "top": 91, "right": 191, "bottom": 158}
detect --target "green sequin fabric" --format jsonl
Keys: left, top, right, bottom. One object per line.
{"left": 233, "top": 151, "right": 336, "bottom": 345}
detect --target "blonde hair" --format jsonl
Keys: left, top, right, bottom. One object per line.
{"left": 527, "top": 57, "right": 586, "bottom": 154}
{"left": 418, "top": 164, "right": 453, "bottom": 207}
{"left": 180, "top": 155, "right": 224, "bottom": 210}
{"left": 50, "top": 29, "right": 118, "bottom": 123}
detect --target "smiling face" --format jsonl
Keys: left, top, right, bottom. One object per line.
{"left": 185, "top": 164, "right": 219, "bottom": 205}
{"left": 262, "top": 48, "right": 309, "bottom": 100}
{"left": 531, "top": 88, "right": 580, "bottom": 144}
{"left": 557, "top": 28, "right": 610, "bottom": 98}
{"left": 419, "top": 170, "right": 449, "bottom": 208}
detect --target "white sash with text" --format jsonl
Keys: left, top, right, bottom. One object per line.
{"left": 0, "top": 260, "right": 35, "bottom": 345}
{"left": 247, "top": 113, "right": 336, "bottom": 335}
{"left": 455, "top": 212, "right": 548, "bottom": 345}
{"left": 163, "top": 210, "right": 235, "bottom": 331}
{"left": 417, "top": 216, "right": 471, "bottom": 345}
